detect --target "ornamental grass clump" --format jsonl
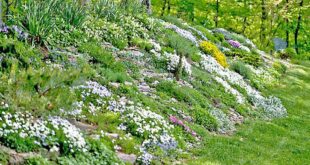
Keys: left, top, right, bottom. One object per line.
{"left": 200, "top": 41, "right": 228, "bottom": 68}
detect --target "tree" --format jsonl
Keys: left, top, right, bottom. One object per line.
{"left": 142, "top": 0, "right": 152, "bottom": 14}
{"left": 215, "top": 0, "right": 219, "bottom": 27}
{"left": 260, "top": 0, "right": 267, "bottom": 45}
{"left": 0, "top": 0, "right": 3, "bottom": 25}
{"left": 285, "top": 0, "right": 289, "bottom": 46}
{"left": 295, "top": 0, "right": 303, "bottom": 54}
{"left": 242, "top": 0, "right": 249, "bottom": 32}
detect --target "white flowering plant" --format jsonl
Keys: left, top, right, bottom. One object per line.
{"left": 72, "top": 81, "right": 113, "bottom": 116}
{"left": 83, "top": 18, "right": 128, "bottom": 49}
{"left": 0, "top": 110, "right": 88, "bottom": 154}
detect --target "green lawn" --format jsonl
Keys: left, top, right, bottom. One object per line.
{"left": 188, "top": 61, "right": 310, "bottom": 165}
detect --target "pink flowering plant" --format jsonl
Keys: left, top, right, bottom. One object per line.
{"left": 169, "top": 116, "right": 197, "bottom": 137}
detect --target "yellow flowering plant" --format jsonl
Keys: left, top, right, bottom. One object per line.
{"left": 200, "top": 41, "right": 228, "bottom": 68}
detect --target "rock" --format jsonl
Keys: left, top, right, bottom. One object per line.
{"left": 229, "top": 109, "right": 244, "bottom": 125}
{"left": 124, "top": 81, "right": 133, "bottom": 86}
{"left": 110, "top": 82, "right": 121, "bottom": 88}
{"left": 116, "top": 152, "right": 137, "bottom": 164}
{"left": 69, "top": 120, "right": 97, "bottom": 131}
{"left": 138, "top": 82, "right": 153, "bottom": 93}
{"left": 105, "top": 133, "right": 119, "bottom": 139}
{"left": 0, "top": 145, "right": 38, "bottom": 165}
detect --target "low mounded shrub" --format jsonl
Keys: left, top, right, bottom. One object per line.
{"left": 193, "top": 106, "right": 218, "bottom": 131}
{"left": 200, "top": 41, "right": 228, "bottom": 68}
{"left": 230, "top": 61, "right": 252, "bottom": 80}
{"left": 273, "top": 61, "right": 287, "bottom": 74}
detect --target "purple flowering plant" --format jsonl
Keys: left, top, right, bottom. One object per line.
{"left": 228, "top": 39, "right": 241, "bottom": 48}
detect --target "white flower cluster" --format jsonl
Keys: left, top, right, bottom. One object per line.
{"left": 0, "top": 111, "right": 88, "bottom": 152}
{"left": 164, "top": 23, "right": 198, "bottom": 46}
{"left": 60, "top": 101, "right": 84, "bottom": 117}
{"left": 247, "top": 65, "right": 277, "bottom": 85}
{"left": 214, "top": 76, "right": 245, "bottom": 104}
{"left": 123, "top": 106, "right": 174, "bottom": 136}
{"left": 251, "top": 96, "right": 287, "bottom": 118}
{"left": 0, "top": 111, "right": 53, "bottom": 146}
{"left": 164, "top": 52, "right": 192, "bottom": 75}
{"left": 149, "top": 40, "right": 162, "bottom": 52}
{"left": 78, "top": 81, "right": 112, "bottom": 98}
{"left": 239, "top": 45, "right": 251, "bottom": 52}
{"left": 137, "top": 150, "right": 153, "bottom": 165}
{"left": 200, "top": 55, "right": 287, "bottom": 118}
{"left": 108, "top": 97, "right": 127, "bottom": 113}
{"left": 83, "top": 18, "right": 126, "bottom": 43}
{"left": 70, "top": 81, "right": 113, "bottom": 115}
{"left": 187, "top": 26, "right": 208, "bottom": 41}
{"left": 120, "top": 105, "right": 177, "bottom": 164}
{"left": 210, "top": 109, "right": 235, "bottom": 134}
{"left": 49, "top": 117, "right": 87, "bottom": 152}
{"left": 119, "top": 15, "right": 149, "bottom": 39}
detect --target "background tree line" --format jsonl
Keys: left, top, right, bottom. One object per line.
{"left": 0, "top": 0, "right": 308, "bottom": 58}
{"left": 152, "top": 0, "right": 309, "bottom": 57}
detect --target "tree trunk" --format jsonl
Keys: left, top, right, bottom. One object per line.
{"left": 167, "top": 0, "right": 171, "bottom": 14}
{"left": 260, "top": 0, "right": 267, "bottom": 45}
{"left": 142, "top": 0, "right": 151, "bottom": 14}
{"left": 161, "top": 0, "right": 167, "bottom": 16}
{"left": 242, "top": 0, "right": 248, "bottom": 32}
{"left": 295, "top": 0, "right": 303, "bottom": 54}
{"left": 175, "top": 54, "right": 184, "bottom": 81}
{"left": 0, "top": 0, "right": 3, "bottom": 25}
{"left": 5, "top": 0, "right": 9, "bottom": 19}
{"left": 285, "top": 0, "right": 289, "bottom": 47}
{"left": 215, "top": 0, "right": 219, "bottom": 27}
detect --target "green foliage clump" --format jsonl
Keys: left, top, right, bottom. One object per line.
{"left": 156, "top": 81, "right": 209, "bottom": 108}
{"left": 78, "top": 42, "right": 116, "bottom": 68}
{"left": 277, "top": 48, "right": 297, "bottom": 59}
{"left": 0, "top": 150, "right": 9, "bottom": 165}
{"left": 83, "top": 18, "right": 128, "bottom": 49}
{"left": 225, "top": 50, "right": 262, "bottom": 67}
{"left": 13, "top": 0, "right": 87, "bottom": 45}
{"left": 91, "top": 0, "right": 120, "bottom": 21}
{"left": 0, "top": 63, "right": 88, "bottom": 116}
{"left": 194, "top": 26, "right": 219, "bottom": 43}
{"left": 1, "top": 133, "right": 40, "bottom": 152}
{"left": 0, "top": 37, "right": 42, "bottom": 68}
{"left": 214, "top": 33, "right": 225, "bottom": 42}
{"left": 162, "top": 16, "right": 188, "bottom": 29}
{"left": 131, "top": 38, "right": 153, "bottom": 51}
{"left": 57, "top": 139, "right": 122, "bottom": 165}
{"left": 25, "top": 156, "right": 53, "bottom": 165}
{"left": 165, "top": 31, "right": 198, "bottom": 57}
{"left": 193, "top": 106, "right": 218, "bottom": 131}
{"left": 273, "top": 61, "right": 287, "bottom": 74}
{"left": 189, "top": 53, "right": 202, "bottom": 63}
{"left": 230, "top": 61, "right": 253, "bottom": 80}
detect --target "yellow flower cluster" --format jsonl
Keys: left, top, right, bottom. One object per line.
{"left": 200, "top": 41, "right": 228, "bottom": 68}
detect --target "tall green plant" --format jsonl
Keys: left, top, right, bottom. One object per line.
{"left": 20, "top": 0, "right": 58, "bottom": 44}
{"left": 92, "top": 0, "right": 120, "bottom": 21}
{"left": 58, "top": 0, "right": 87, "bottom": 29}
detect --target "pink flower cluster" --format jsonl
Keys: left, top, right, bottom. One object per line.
{"left": 228, "top": 40, "right": 241, "bottom": 48}
{"left": 169, "top": 116, "right": 197, "bottom": 136}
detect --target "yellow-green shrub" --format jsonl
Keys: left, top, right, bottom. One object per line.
{"left": 200, "top": 41, "right": 228, "bottom": 68}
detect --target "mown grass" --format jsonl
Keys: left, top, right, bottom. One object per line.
{"left": 188, "top": 61, "right": 310, "bottom": 165}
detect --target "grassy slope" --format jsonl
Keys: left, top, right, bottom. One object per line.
{"left": 188, "top": 61, "right": 310, "bottom": 165}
